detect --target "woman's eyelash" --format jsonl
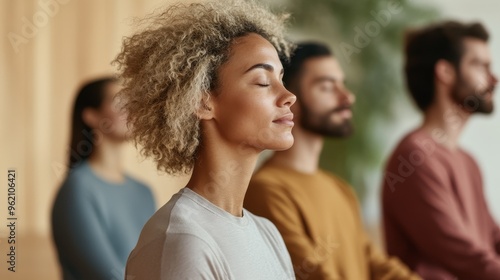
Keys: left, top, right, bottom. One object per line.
{"left": 257, "top": 83, "right": 270, "bottom": 87}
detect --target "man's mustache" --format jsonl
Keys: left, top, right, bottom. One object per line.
{"left": 476, "top": 84, "right": 496, "bottom": 97}
{"left": 331, "top": 105, "right": 352, "bottom": 114}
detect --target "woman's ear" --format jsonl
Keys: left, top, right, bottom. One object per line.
{"left": 82, "top": 107, "right": 101, "bottom": 129}
{"left": 435, "top": 59, "right": 457, "bottom": 87}
{"left": 196, "top": 94, "right": 215, "bottom": 120}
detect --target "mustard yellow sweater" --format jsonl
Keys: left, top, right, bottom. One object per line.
{"left": 244, "top": 162, "right": 420, "bottom": 280}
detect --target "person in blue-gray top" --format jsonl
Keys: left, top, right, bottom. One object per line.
{"left": 51, "top": 77, "right": 156, "bottom": 280}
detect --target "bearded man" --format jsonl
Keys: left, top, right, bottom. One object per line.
{"left": 382, "top": 21, "right": 500, "bottom": 280}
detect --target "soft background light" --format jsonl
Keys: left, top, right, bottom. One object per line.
{"left": 1, "top": 1, "right": 187, "bottom": 279}
{"left": 362, "top": 0, "right": 500, "bottom": 228}
{"left": 1, "top": 0, "right": 498, "bottom": 279}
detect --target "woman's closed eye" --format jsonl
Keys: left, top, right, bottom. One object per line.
{"left": 255, "top": 79, "right": 271, "bottom": 87}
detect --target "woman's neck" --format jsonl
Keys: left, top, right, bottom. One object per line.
{"left": 186, "top": 139, "right": 260, "bottom": 217}
{"left": 87, "top": 136, "right": 125, "bottom": 183}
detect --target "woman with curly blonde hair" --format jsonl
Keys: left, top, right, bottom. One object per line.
{"left": 114, "top": 0, "right": 297, "bottom": 279}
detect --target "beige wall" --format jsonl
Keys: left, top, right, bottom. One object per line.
{"left": 1, "top": 1, "right": 195, "bottom": 278}
{"left": 0, "top": 0, "right": 190, "bottom": 242}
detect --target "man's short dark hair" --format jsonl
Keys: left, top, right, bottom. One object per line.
{"left": 282, "top": 42, "right": 332, "bottom": 94}
{"left": 404, "top": 21, "right": 489, "bottom": 111}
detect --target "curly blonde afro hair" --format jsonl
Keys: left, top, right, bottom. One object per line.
{"left": 113, "top": 0, "right": 292, "bottom": 175}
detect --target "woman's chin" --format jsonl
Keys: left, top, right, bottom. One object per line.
{"left": 265, "top": 136, "right": 294, "bottom": 151}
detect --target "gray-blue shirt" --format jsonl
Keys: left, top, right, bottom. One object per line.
{"left": 52, "top": 161, "right": 156, "bottom": 280}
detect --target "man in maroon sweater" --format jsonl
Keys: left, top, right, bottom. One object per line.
{"left": 382, "top": 21, "right": 500, "bottom": 279}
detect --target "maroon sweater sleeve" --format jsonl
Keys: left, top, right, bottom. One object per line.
{"left": 464, "top": 152, "right": 500, "bottom": 257}
{"left": 488, "top": 210, "right": 500, "bottom": 255}
{"left": 384, "top": 147, "right": 500, "bottom": 280}
{"left": 494, "top": 224, "right": 500, "bottom": 255}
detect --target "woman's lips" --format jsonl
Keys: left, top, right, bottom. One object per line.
{"left": 273, "top": 113, "right": 294, "bottom": 126}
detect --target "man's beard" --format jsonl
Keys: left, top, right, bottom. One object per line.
{"left": 452, "top": 75, "right": 495, "bottom": 114}
{"left": 300, "top": 102, "right": 354, "bottom": 138}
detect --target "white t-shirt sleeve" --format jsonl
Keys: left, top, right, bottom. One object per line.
{"left": 161, "top": 232, "right": 229, "bottom": 279}
{"left": 126, "top": 231, "right": 230, "bottom": 280}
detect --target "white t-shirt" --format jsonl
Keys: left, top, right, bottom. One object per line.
{"left": 125, "top": 187, "right": 295, "bottom": 280}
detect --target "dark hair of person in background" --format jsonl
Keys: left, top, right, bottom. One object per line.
{"left": 68, "top": 77, "right": 117, "bottom": 168}
{"left": 404, "top": 21, "right": 489, "bottom": 111}
{"left": 282, "top": 42, "right": 332, "bottom": 95}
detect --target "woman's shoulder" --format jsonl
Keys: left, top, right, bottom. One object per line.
{"left": 124, "top": 174, "right": 150, "bottom": 189}
{"left": 137, "top": 190, "right": 209, "bottom": 240}
{"left": 133, "top": 191, "right": 225, "bottom": 262}
{"left": 58, "top": 163, "right": 98, "bottom": 194}
{"left": 127, "top": 226, "right": 230, "bottom": 279}
{"left": 123, "top": 175, "right": 155, "bottom": 200}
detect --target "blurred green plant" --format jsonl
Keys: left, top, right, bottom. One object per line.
{"left": 269, "top": 0, "right": 439, "bottom": 201}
